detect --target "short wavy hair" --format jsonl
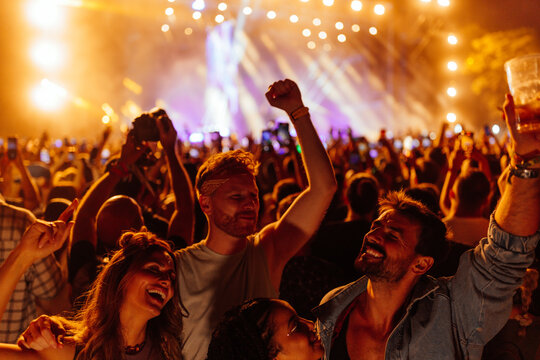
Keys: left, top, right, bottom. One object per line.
{"left": 195, "top": 150, "right": 259, "bottom": 197}
{"left": 379, "top": 191, "right": 448, "bottom": 264}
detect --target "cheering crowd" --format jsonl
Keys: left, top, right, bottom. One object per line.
{"left": 0, "top": 79, "right": 538, "bottom": 359}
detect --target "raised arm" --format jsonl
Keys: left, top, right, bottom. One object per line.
{"left": 495, "top": 94, "right": 540, "bottom": 236}
{"left": 156, "top": 112, "right": 195, "bottom": 245}
{"left": 71, "top": 132, "right": 143, "bottom": 248}
{"left": 259, "top": 79, "right": 337, "bottom": 288}
{"left": 449, "top": 94, "right": 540, "bottom": 356}
{"left": 0, "top": 202, "right": 75, "bottom": 320}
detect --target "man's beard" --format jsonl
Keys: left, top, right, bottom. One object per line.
{"left": 214, "top": 210, "right": 258, "bottom": 238}
{"left": 355, "top": 251, "right": 415, "bottom": 283}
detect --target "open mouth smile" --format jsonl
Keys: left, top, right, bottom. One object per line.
{"left": 147, "top": 288, "right": 167, "bottom": 303}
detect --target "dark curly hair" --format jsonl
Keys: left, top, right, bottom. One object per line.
{"left": 206, "top": 298, "right": 281, "bottom": 360}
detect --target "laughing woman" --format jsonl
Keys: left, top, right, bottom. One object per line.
{"left": 0, "top": 231, "right": 184, "bottom": 360}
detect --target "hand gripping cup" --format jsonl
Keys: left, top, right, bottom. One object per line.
{"left": 505, "top": 54, "right": 540, "bottom": 133}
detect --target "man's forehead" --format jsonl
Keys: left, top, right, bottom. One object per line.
{"left": 379, "top": 209, "right": 417, "bottom": 229}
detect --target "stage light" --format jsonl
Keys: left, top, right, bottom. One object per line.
{"left": 307, "top": 41, "right": 316, "bottom": 49}
{"left": 101, "top": 103, "right": 114, "bottom": 116}
{"left": 453, "top": 124, "right": 462, "bottom": 133}
{"left": 438, "top": 0, "right": 450, "bottom": 6}
{"left": 218, "top": 2, "right": 227, "bottom": 11}
{"left": 300, "top": 0, "right": 309, "bottom": 2}
{"left": 447, "top": 61, "right": 458, "bottom": 71}
{"left": 323, "top": 44, "right": 332, "bottom": 51}
{"left": 192, "top": 11, "right": 202, "bottom": 20}
{"left": 290, "top": 15, "right": 299, "bottom": 23}
{"left": 189, "top": 133, "right": 204, "bottom": 143}
{"left": 267, "top": 10, "right": 276, "bottom": 19}
{"left": 168, "top": 0, "right": 175, "bottom": 2}
{"left": 302, "top": 29, "right": 311, "bottom": 37}
{"left": 447, "top": 34, "right": 458, "bottom": 45}
{"left": 337, "top": 34, "right": 346, "bottom": 42}
{"left": 161, "top": 24, "right": 170, "bottom": 32}
{"left": 25, "top": 0, "right": 65, "bottom": 30}
{"left": 351, "top": 0, "right": 362, "bottom": 11}
{"left": 319, "top": 31, "right": 327, "bottom": 39}
{"left": 243, "top": 6, "right": 252, "bottom": 15}
{"left": 447, "top": 112, "right": 457, "bottom": 122}
{"left": 102, "top": 115, "right": 110, "bottom": 125}
{"left": 369, "top": 27, "right": 377, "bottom": 35}
{"left": 191, "top": 0, "right": 205, "bottom": 11}
{"left": 313, "top": 18, "right": 321, "bottom": 26}
{"left": 352, "top": 24, "right": 360, "bottom": 32}
{"left": 335, "top": 21, "right": 344, "bottom": 30}
{"left": 29, "top": 40, "right": 65, "bottom": 71}
{"left": 185, "top": 27, "right": 193, "bottom": 35}
{"left": 215, "top": 14, "right": 224, "bottom": 23}
{"left": 492, "top": 124, "right": 500, "bottom": 135}
{"left": 374, "top": 4, "right": 385, "bottom": 15}
{"left": 31, "top": 79, "right": 67, "bottom": 111}
{"left": 165, "top": 7, "right": 174, "bottom": 15}
{"left": 447, "top": 87, "right": 457, "bottom": 97}
{"left": 323, "top": 0, "right": 334, "bottom": 6}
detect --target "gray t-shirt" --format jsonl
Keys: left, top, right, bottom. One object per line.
{"left": 176, "top": 234, "right": 278, "bottom": 360}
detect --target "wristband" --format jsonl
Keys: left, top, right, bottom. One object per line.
{"left": 289, "top": 106, "right": 309, "bottom": 122}
{"left": 507, "top": 166, "right": 539, "bottom": 184}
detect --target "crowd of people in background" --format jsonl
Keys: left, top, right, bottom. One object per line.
{"left": 0, "top": 79, "right": 538, "bottom": 359}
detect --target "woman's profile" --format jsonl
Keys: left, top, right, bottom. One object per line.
{"left": 207, "top": 298, "right": 323, "bottom": 360}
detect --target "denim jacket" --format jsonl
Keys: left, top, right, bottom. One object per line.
{"left": 314, "top": 217, "right": 539, "bottom": 360}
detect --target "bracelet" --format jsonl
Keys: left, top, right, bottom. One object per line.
{"left": 109, "top": 161, "right": 130, "bottom": 178}
{"left": 289, "top": 106, "right": 309, "bottom": 121}
{"left": 507, "top": 166, "right": 539, "bottom": 184}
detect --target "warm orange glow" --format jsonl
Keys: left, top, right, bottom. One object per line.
{"left": 123, "top": 78, "right": 143, "bottom": 94}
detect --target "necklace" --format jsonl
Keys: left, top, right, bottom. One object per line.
{"left": 125, "top": 340, "right": 146, "bottom": 355}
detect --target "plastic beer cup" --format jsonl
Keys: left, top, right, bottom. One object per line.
{"left": 504, "top": 54, "right": 540, "bottom": 133}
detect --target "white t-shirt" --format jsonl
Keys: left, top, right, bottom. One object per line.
{"left": 176, "top": 234, "right": 278, "bottom": 360}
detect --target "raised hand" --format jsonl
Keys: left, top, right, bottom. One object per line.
{"left": 155, "top": 110, "right": 178, "bottom": 153}
{"left": 119, "top": 131, "right": 145, "bottom": 166}
{"left": 504, "top": 94, "right": 540, "bottom": 158}
{"left": 265, "top": 79, "right": 304, "bottom": 114}
{"left": 19, "top": 199, "right": 78, "bottom": 262}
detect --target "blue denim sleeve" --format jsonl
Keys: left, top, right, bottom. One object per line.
{"left": 449, "top": 214, "right": 539, "bottom": 356}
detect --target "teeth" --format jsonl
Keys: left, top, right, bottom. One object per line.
{"left": 366, "top": 248, "right": 384, "bottom": 258}
{"left": 148, "top": 289, "right": 166, "bottom": 301}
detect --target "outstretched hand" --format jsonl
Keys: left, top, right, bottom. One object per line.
{"left": 265, "top": 79, "right": 304, "bottom": 114}
{"left": 504, "top": 94, "right": 540, "bottom": 157}
{"left": 19, "top": 199, "right": 78, "bottom": 263}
